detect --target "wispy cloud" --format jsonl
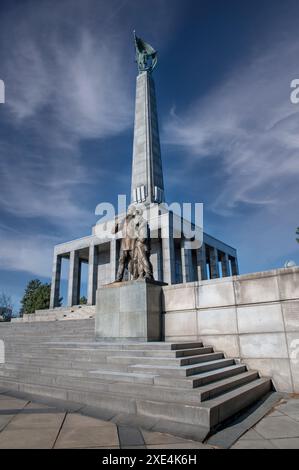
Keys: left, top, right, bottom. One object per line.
{"left": 164, "top": 39, "right": 299, "bottom": 216}
{"left": 0, "top": 0, "right": 181, "bottom": 282}
{"left": 0, "top": 227, "right": 58, "bottom": 278}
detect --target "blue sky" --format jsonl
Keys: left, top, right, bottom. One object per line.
{"left": 0, "top": 0, "right": 298, "bottom": 312}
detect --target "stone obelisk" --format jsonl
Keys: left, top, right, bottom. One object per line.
{"left": 131, "top": 33, "right": 164, "bottom": 206}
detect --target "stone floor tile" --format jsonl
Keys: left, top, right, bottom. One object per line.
{"left": 0, "top": 428, "right": 59, "bottom": 449}
{"left": 255, "top": 415, "right": 299, "bottom": 439}
{"left": 61, "top": 413, "right": 109, "bottom": 429}
{"left": 231, "top": 439, "right": 276, "bottom": 449}
{"left": 142, "top": 430, "right": 195, "bottom": 446}
{"left": 146, "top": 442, "right": 213, "bottom": 449}
{"left": 270, "top": 438, "right": 299, "bottom": 449}
{"left": 0, "top": 397, "right": 28, "bottom": 409}
{"left": 54, "top": 423, "right": 119, "bottom": 449}
{"left": 118, "top": 425, "right": 145, "bottom": 447}
{"left": 239, "top": 429, "right": 264, "bottom": 440}
{"left": 6, "top": 409, "right": 65, "bottom": 430}
{"left": 0, "top": 415, "right": 14, "bottom": 432}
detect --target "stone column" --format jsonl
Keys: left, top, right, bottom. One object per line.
{"left": 197, "top": 243, "right": 207, "bottom": 281}
{"left": 50, "top": 254, "right": 61, "bottom": 308}
{"left": 209, "top": 247, "right": 219, "bottom": 279}
{"left": 230, "top": 256, "right": 239, "bottom": 276}
{"left": 181, "top": 244, "right": 193, "bottom": 283}
{"left": 87, "top": 245, "right": 98, "bottom": 305}
{"left": 110, "top": 238, "right": 117, "bottom": 283}
{"left": 221, "top": 252, "right": 230, "bottom": 277}
{"left": 161, "top": 212, "right": 175, "bottom": 284}
{"left": 67, "top": 250, "right": 80, "bottom": 307}
{"left": 156, "top": 238, "right": 163, "bottom": 282}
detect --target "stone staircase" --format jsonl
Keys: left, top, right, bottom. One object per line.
{"left": 0, "top": 319, "right": 273, "bottom": 441}
{"left": 11, "top": 305, "right": 96, "bottom": 323}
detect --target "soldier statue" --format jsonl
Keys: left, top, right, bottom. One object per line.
{"left": 133, "top": 207, "right": 154, "bottom": 280}
{"left": 113, "top": 204, "right": 154, "bottom": 282}
{"left": 112, "top": 205, "right": 137, "bottom": 282}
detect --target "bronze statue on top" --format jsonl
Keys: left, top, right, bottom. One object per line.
{"left": 112, "top": 204, "right": 154, "bottom": 282}
{"left": 133, "top": 31, "right": 157, "bottom": 74}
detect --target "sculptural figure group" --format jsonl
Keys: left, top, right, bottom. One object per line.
{"left": 112, "top": 205, "right": 154, "bottom": 282}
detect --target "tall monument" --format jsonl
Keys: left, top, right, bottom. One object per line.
{"left": 131, "top": 32, "right": 164, "bottom": 205}
{"left": 49, "top": 33, "right": 239, "bottom": 311}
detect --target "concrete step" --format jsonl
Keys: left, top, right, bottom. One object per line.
{"left": 135, "top": 377, "right": 272, "bottom": 428}
{"left": 0, "top": 367, "right": 157, "bottom": 386}
{"left": 154, "top": 364, "right": 248, "bottom": 388}
{"left": 106, "top": 352, "right": 224, "bottom": 367}
{"left": 197, "top": 370, "right": 259, "bottom": 400}
{"left": 1, "top": 360, "right": 128, "bottom": 373}
{"left": 129, "top": 358, "right": 236, "bottom": 377}
{"left": 0, "top": 372, "right": 272, "bottom": 429}
{"left": 6, "top": 346, "right": 216, "bottom": 365}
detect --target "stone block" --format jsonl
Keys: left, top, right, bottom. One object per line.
{"left": 162, "top": 284, "right": 196, "bottom": 312}
{"left": 196, "top": 279, "right": 235, "bottom": 309}
{"left": 287, "top": 332, "right": 299, "bottom": 393}
{"left": 198, "top": 334, "right": 240, "bottom": 357}
{"left": 163, "top": 311, "right": 197, "bottom": 338}
{"left": 240, "top": 333, "right": 288, "bottom": 359}
{"left": 237, "top": 303, "right": 284, "bottom": 334}
{"left": 234, "top": 274, "right": 280, "bottom": 305}
{"left": 197, "top": 308, "right": 237, "bottom": 335}
{"left": 244, "top": 358, "right": 293, "bottom": 392}
{"left": 282, "top": 300, "right": 299, "bottom": 331}
{"left": 278, "top": 269, "right": 299, "bottom": 300}
{"left": 95, "top": 280, "right": 164, "bottom": 341}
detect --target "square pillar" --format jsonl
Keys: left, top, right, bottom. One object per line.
{"left": 230, "top": 256, "right": 239, "bottom": 276}
{"left": 156, "top": 238, "right": 163, "bottom": 282}
{"left": 67, "top": 250, "right": 80, "bottom": 307}
{"left": 110, "top": 238, "right": 117, "bottom": 283}
{"left": 87, "top": 245, "right": 98, "bottom": 305}
{"left": 221, "top": 252, "right": 230, "bottom": 277}
{"left": 161, "top": 212, "right": 175, "bottom": 284}
{"left": 181, "top": 244, "right": 193, "bottom": 283}
{"left": 50, "top": 254, "right": 61, "bottom": 308}
{"left": 209, "top": 247, "right": 219, "bottom": 279}
{"left": 197, "top": 243, "right": 207, "bottom": 280}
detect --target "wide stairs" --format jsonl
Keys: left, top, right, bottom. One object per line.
{"left": 0, "top": 319, "right": 273, "bottom": 441}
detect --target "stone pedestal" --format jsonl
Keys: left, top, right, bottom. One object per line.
{"left": 95, "top": 279, "right": 165, "bottom": 341}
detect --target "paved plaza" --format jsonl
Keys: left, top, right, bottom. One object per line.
{"left": 231, "top": 397, "right": 299, "bottom": 449}
{"left": 0, "top": 392, "right": 212, "bottom": 449}
{"left": 0, "top": 391, "right": 298, "bottom": 449}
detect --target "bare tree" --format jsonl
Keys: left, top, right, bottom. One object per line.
{"left": 0, "top": 293, "right": 13, "bottom": 321}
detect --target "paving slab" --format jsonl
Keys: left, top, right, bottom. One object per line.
{"left": 7, "top": 406, "right": 65, "bottom": 430}
{"left": 0, "top": 428, "right": 59, "bottom": 449}
{"left": 118, "top": 425, "right": 145, "bottom": 447}
{"left": 146, "top": 442, "right": 214, "bottom": 449}
{"left": 61, "top": 413, "right": 109, "bottom": 429}
{"left": 54, "top": 413, "right": 119, "bottom": 449}
{"left": 231, "top": 439, "right": 276, "bottom": 449}
{"left": 255, "top": 415, "right": 299, "bottom": 439}
{"left": 0, "top": 415, "right": 14, "bottom": 432}
{"left": 0, "top": 396, "right": 28, "bottom": 409}
{"left": 270, "top": 438, "right": 299, "bottom": 449}
{"left": 238, "top": 429, "right": 264, "bottom": 440}
{"left": 142, "top": 430, "right": 194, "bottom": 446}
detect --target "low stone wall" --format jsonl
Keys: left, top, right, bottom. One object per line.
{"left": 162, "top": 267, "right": 299, "bottom": 393}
